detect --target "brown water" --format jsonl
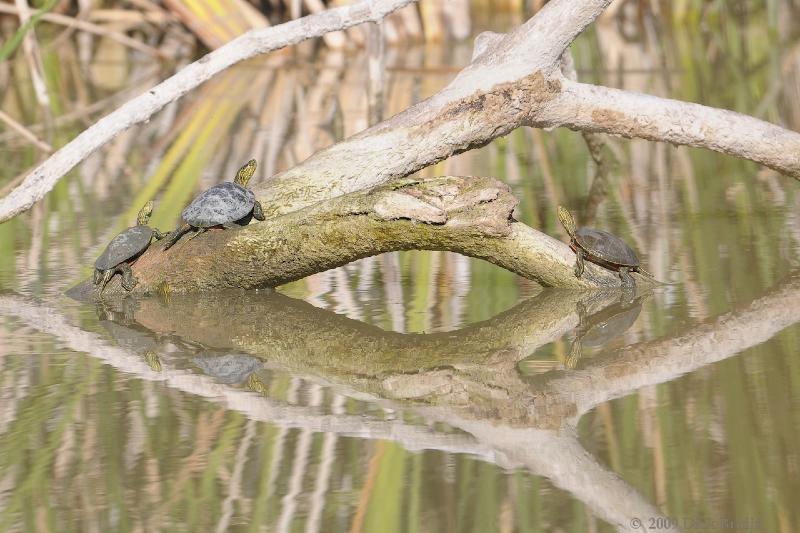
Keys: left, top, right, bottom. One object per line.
{"left": 1, "top": 5, "right": 800, "bottom": 533}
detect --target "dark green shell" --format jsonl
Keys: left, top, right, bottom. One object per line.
{"left": 181, "top": 182, "right": 255, "bottom": 228}
{"left": 574, "top": 228, "right": 639, "bottom": 267}
{"left": 95, "top": 225, "right": 154, "bottom": 270}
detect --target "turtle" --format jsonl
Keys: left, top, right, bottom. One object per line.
{"left": 162, "top": 159, "right": 265, "bottom": 250}
{"left": 94, "top": 201, "right": 165, "bottom": 294}
{"left": 557, "top": 206, "right": 651, "bottom": 290}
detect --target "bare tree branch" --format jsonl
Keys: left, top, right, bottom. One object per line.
{"left": 254, "top": 0, "right": 798, "bottom": 217}
{"left": 547, "top": 81, "right": 800, "bottom": 179}
{"left": 0, "top": 0, "right": 415, "bottom": 223}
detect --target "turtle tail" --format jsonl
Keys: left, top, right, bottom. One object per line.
{"left": 162, "top": 224, "right": 191, "bottom": 250}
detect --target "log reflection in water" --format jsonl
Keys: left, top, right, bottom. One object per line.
{"left": 5, "top": 273, "right": 800, "bottom": 531}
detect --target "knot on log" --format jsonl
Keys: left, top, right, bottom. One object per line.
{"left": 370, "top": 176, "right": 518, "bottom": 236}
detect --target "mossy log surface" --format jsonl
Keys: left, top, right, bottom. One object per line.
{"left": 73, "top": 176, "right": 657, "bottom": 296}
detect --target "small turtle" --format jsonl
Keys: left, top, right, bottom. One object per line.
{"left": 163, "top": 159, "right": 265, "bottom": 250}
{"left": 557, "top": 206, "right": 650, "bottom": 289}
{"left": 94, "top": 201, "right": 165, "bottom": 294}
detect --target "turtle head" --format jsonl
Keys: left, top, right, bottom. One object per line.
{"left": 234, "top": 159, "right": 257, "bottom": 187}
{"left": 137, "top": 201, "right": 154, "bottom": 226}
{"left": 557, "top": 206, "right": 576, "bottom": 238}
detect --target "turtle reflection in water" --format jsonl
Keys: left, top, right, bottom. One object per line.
{"left": 557, "top": 206, "right": 652, "bottom": 290}
{"left": 566, "top": 296, "right": 643, "bottom": 368}
{"left": 191, "top": 352, "right": 262, "bottom": 384}
{"left": 163, "top": 159, "right": 265, "bottom": 250}
{"left": 94, "top": 201, "right": 166, "bottom": 294}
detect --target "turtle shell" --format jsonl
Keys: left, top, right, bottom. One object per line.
{"left": 95, "top": 225, "right": 154, "bottom": 270}
{"left": 181, "top": 182, "right": 255, "bottom": 228}
{"left": 574, "top": 227, "right": 640, "bottom": 267}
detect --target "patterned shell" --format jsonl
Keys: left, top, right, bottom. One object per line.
{"left": 95, "top": 225, "right": 154, "bottom": 270}
{"left": 181, "top": 182, "right": 255, "bottom": 227}
{"left": 574, "top": 228, "right": 640, "bottom": 267}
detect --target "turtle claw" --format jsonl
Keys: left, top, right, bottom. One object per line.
{"left": 185, "top": 228, "right": 207, "bottom": 243}
{"left": 162, "top": 224, "right": 191, "bottom": 250}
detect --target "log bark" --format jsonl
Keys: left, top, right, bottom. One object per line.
{"left": 70, "top": 176, "right": 657, "bottom": 296}
{"left": 547, "top": 81, "right": 800, "bottom": 179}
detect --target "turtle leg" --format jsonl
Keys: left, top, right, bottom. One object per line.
{"left": 574, "top": 249, "right": 586, "bottom": 278}
{"left": 93, "top": 269, "right": 102, "bottom": 286}
{"left": 97, "top": 269, "right": 114, "bottom": 294}
{"left": 185, "top": 228, "right": 208, "bottom": 243}
{"left": 152, "top": 228, "right": 167, "bottom": 240}
{"left": 252, "top": 201, "right": 265, "bottom": 221}
{"left": 162, "top": 224, "right": 192, "bottom": 250}
{"left": 619, "top": 267, "right": 636, "bottom": 290}
{"left": 118, "top": 263, "right": 139, "bottom": 291}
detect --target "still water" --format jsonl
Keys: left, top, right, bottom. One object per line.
{"left": 1, "top": 7, "right": 800, "bottom": 533}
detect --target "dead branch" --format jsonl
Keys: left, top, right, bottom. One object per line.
{"left": 69, "top": 176, "right": 657, "bottom": 295}
{"left": 0, "top": 0, "right": 415, "bottom": 223}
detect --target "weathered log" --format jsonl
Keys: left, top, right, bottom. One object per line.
{"left": 70, "top": 176, "right": 657, "bottom": 295}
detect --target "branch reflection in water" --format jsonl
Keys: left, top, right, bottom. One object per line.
{"left": 4, "top": 271, "right": 800, "bottom": 530}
